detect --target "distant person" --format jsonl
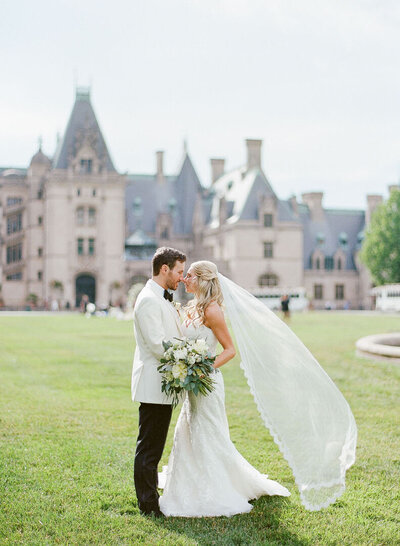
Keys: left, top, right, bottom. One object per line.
{"left": 80, "top": 294, "right": 89, "bottom": 313}
{"left": 50, "top": 299, "right": 59, "bottom": 311}
{"left": 281, "top": 294, "right": 290, "bottom": 319}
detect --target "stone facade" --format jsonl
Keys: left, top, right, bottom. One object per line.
{"left": 0, "top": 89, "right": 390, "bottom": 309}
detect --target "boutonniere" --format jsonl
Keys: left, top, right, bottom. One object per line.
{"left": 172, "top": 301, "right": 182, "bottom": 312}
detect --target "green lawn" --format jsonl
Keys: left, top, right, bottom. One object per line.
{"left": 0, "top": 312, "right": 399, "bottom": 545}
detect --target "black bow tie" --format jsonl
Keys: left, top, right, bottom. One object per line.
{"left": 163, "top": 289, "right": 173, "bottom": 302}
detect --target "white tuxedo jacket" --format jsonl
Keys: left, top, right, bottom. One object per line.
{"left": 131, "top": 280, "right": 183, "bottom": 404}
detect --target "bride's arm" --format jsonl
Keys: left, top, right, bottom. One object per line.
{"left": 204, "top": 302, "right": 236, "bottom": 369}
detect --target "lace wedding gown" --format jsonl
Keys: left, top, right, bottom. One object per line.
{"left": 158, "top": 322, "right": 290, "bottom": 517}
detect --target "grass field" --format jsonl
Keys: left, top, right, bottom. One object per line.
{"left": 0, "top": 312, "right": 399, "bottom": 545}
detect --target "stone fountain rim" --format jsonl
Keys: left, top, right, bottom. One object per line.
{"left": 356, "top": 332, "right": 400, "bottom": 359}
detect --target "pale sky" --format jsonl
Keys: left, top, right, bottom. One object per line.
{"left": 1, "top": 0, "right": 399, "bottom": 208}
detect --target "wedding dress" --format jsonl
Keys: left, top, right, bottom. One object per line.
{"left": 158, "top": 321, "right": 290, "bottom": 518}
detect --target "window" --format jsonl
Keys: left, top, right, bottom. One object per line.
{"left": 337, "top": 258, "right": 342, "bottom": 270}
{"left": 76, "top": 207, "right": 84, "bottom": 225}
{"left": 38, "top": 271, "right": 42, "bottom": 281}
{"left": 88, "top": 207, "right": 96, "bottom": 225}
{"left": 263, "top": 242, "right": 273, "bottom": 258}
{"left": 38, "top": 216, "right": 43, "bottom": 225}
{"left": 6, "top": 243, "right": 22, "bottom": 264}
{"left": 6, "top": 272, "right": 22, "bottom": 280}
{"left": 88, "top": 238, "right": 95, "bottom": 255}
{"left": 38, "top": 247, "right": 43, "bottom": 257}
{"left": 7, "top": 197, "right": 22, "bottom": 207}
{"left": 314, "top": 284, "right": 323, "bottom": 300}
{"left": 160, "top": 227, "right": 169, "bottom": 239}
{"left": 80, "top": 159, "right": 93, "bottom": 174}
{"left": 339, "top": 232, "right": 348, "bottom": 247}
{"left": 316, "top": 257, "right": 320, "bottom": 270}
{"left": 259, "top": 273, "right": 279, "bottom": 287}
{"left": 335, "top": 284, "right": 344, "bottom": 300}
{"left": 263, "top": 213, "right": 273, "bottom": 227}
{"left": 7, "top": 213, "right": 22, "bottom": 234}
{"left": 168, "top": 198, "right": 177, "bottom": 217}
{"left": 325, "top": 257, "right": 334, "bottom": 270}
{"left": 92, "top": 188, "right": 96, "bottom": 197}
{"left": 77, "top": 188, "right": 81, "bottom": 197}
{"left": 77, "top": 238, "right": 84, "bottom": 256}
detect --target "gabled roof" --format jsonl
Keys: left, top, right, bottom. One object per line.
{"left": 53, "top": 88, "right": 115, "bottom": 172}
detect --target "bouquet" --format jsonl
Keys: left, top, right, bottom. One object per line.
{"left": 157, "top": 337, "right": 216, "bottom": 407}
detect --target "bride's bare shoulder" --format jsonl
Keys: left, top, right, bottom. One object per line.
{"left": 204, "top": 301, "right": 224, "bottom": 324}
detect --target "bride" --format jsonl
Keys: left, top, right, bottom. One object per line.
{"left": 159, "top": 261, "right": 357, "bottom": 516}
{"left": 159, "top": 261, "right": 290, "bottom": 517}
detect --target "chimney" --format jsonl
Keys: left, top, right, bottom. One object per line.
{"left": 246, "top": 139, "right": 262, "bottom": 170}
{"left": 210, "top": 158, "right": 225, "bottom": 184}
{"left": 366, "top": 194, "right": 383, "bottom": 224}
{"left": 301, "top": 192, "right": 324, "bottom": 222}
{"left": 156, "top": 150, "right": 164, "bottom": 181}
{"left": 289, "top": 194, "right": 298, "bottom": 216}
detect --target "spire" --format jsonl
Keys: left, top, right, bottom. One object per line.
{"left": 53, "top": 88, "right": 115, "bottom": 172}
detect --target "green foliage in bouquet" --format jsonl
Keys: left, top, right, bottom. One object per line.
{"left": 157, "top": 337, "right": 216, "bottom": 407}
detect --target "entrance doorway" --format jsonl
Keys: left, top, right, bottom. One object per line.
{"left": 75, "top": 274, "right": 96, "bottom": 308}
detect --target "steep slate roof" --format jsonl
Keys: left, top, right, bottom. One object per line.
{"left": 125, "top": 153, "right": 203, "bottom": 239}
{"left": 209, "top": 166, "right": 299, "bottom": 227}
{"left": 299, "top": 206, "right": 365, "bottom": 270}
{"left": 53, "top": 89, "right": 115, "bottom": 172}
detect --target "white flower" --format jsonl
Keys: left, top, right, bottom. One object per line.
{"left": 172, "top": 362, "right": 187, "bottom": 381}
{"left": 174, "top": 348, "right": 188, "bottom": 361}
{"left": 187, "top": 354, "right": 196, "bottom": 365}
{"left": 193, "top": 338, "right": 208, "bottom": 355}
{"left": 172, "top": 364, "right": 182, "bottom": 379}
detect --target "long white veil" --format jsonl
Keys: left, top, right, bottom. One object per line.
{"left": 218, "top": 273, "right": 357, "bottom": 511}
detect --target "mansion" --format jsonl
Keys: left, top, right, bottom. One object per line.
{"left": 0, "top": 89, "right": 393, "bottom": 310}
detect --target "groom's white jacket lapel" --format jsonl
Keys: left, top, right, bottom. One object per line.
{"left": 132, "top": 279, "right": 182, "bottom": 404}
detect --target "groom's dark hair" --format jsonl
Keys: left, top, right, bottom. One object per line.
{"left": 152, "top": 247, "right": 186, "bottom": 275}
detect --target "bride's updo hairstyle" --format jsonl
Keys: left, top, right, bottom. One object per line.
{"left": 186, "top": 261, "right": 224, "bottom": 324}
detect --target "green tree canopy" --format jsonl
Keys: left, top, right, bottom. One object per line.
{"left": 360, "top": 189, "right": 400, "bottom": 285}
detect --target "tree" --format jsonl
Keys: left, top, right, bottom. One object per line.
{"left": 360, "top": 189, "right": 400, "bottom": 285}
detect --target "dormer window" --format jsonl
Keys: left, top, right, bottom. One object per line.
{"left": 168, "top": 198, "right": 177, "bottom": 216}
{"left": 161, "top": 227, "right": 169, "bottom": 239}
{"left": 263, "top": 213, "right": 273, "bottom": 227}
{"left": 80, "top": 159, "right": 92, "bottom": 174}
{"left": 133, "top": 197, "right": 142, "bottom": 216}
{"left": 339, "top": 232, "right": 348, "bottom": 247}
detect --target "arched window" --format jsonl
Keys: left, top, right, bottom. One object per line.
{"left": 258, "top": 273, "right": 279, "bottom": 287}
{"left": 316, "top": 257, "right": 320, "bottom": 270}
{"left": 337, "top": 258, "right": 342, "bottom": 270}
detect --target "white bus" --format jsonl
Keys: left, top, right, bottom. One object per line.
{"left": 250, "top": 287, "right": 308, "bottom": 312}
{"left": 371, "top": 284, "right": 400, "bottom": 312}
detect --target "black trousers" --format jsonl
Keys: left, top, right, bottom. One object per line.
{"left": 134, "top": 402, "right": 173, "bottom": 513}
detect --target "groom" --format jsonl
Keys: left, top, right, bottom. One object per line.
{"left": 132, "top": 246, "right": 186, "bottom": 517}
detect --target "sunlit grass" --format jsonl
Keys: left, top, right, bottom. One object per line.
{"left": 0, "top": 312, "right": 399, "bottom": 545}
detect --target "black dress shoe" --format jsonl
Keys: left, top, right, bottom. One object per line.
{"left": 141, "top": 509, "right": 164, "bottom": 518}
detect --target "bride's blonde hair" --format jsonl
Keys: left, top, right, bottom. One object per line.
{"left": 185, "top": 261, "right": 224, "bottom": 324}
